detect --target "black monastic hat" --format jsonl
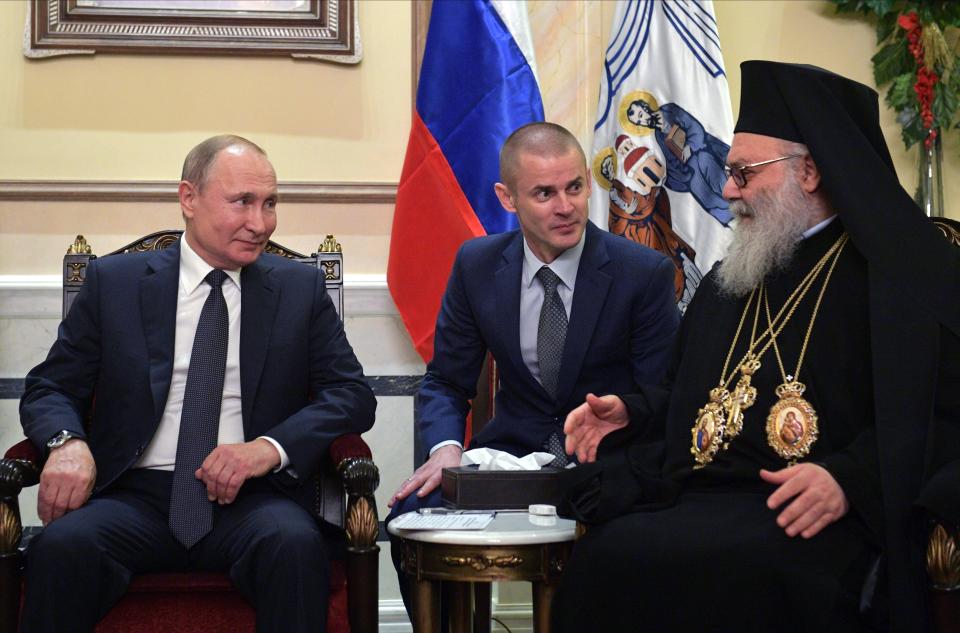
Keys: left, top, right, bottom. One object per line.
{"left": 733, "top": 60, "right": 960, "bottom": 337}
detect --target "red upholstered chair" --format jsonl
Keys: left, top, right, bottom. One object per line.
{"left": 0, "top": 232, "right": 380, "bottom": 633}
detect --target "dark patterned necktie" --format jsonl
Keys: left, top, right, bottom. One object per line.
{"left": 169, "top": 269, "right": 229, "bottom": 548}
{"left": 536, "top": 266, "right": 567, "bottom": 398}
{"left": 536, "top": 266, "right": 570, "bottom": 467}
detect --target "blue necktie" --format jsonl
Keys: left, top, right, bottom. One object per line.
{"left": 536, "top": 266, "right": 569, "bottom": 467}
{"left": 169, "top": 269, "right": 229, "bottom": 548}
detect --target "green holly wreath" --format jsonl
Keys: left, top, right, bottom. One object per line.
{"left": 831, "top": 0, "right": 960, "bottom": 150}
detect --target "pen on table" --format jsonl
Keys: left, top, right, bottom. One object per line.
{"left": 417, "top": 508, "right": 498, "bottom": 517}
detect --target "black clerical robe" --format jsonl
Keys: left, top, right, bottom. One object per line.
{"left": 663, "top": 219, "right": 880, "bottom": 530}
{"left": 554, "top": 219, "right": 958, "bottom": 632}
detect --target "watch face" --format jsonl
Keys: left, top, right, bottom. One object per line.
{"left": 48, "top": 432, "right": 71, "bottom": 448}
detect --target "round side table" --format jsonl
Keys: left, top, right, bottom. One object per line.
{"left": 388, "top": 512, "right": 576, "bottom": 633}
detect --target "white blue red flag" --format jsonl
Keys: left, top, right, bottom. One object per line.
{"left": 589, "top": 0, "right": 734, "bottom": 311}
{"left": 388, "top": 0, "right": 543, "bottom": 362}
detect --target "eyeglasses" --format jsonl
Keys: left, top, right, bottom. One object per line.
{"left": 723, "top": 155, "right": 804, "bottom": 188}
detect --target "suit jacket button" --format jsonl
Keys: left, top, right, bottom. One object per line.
{"left": 135, "top": 445, "right": 145, "bottom": 457}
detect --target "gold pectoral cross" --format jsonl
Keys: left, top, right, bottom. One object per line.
{"left": 724, "top": 358, "right": 760, "bottom": 441}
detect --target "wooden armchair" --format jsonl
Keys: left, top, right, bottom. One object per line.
{"left": 0, "top": 231, "right": 380, "bottom": 633}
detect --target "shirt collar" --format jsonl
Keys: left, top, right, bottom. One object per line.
{"left": 179, "top": 234, "right": 242, "bottom": 295}
{"left": 802, "top": 214, "right": 837, "bottom": 239}
{"left": 521, "top": 229, "right": 586, "bottom": 291}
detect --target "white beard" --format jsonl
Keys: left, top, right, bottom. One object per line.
{"left": 717, "top": 178, "right": 812, "bottom": 298}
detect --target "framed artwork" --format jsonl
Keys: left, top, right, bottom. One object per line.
{"left": 27, "top": 0, "right": 360, "bottom": 62}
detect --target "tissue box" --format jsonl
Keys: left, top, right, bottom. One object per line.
{"left": 440, "top": 465, "right": 565, "bottom": 510}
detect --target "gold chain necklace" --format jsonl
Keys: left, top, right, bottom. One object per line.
{"left": 691, "top": 233, "right": 848, "bottom": 467}
{"left": 763, "top": 234, "right": 848, "bottom": 463}
{"left": 719, "top": 247, "right": 838, "bottom": 441}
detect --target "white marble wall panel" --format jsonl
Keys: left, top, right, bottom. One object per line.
{"left": 368, "top": 396, "right": 416, "bottom": 517}
{"left": 344, "top": 315, "right": 425, "bottom": 377}
{"left": 0, "top": 287, "right": 62, "bottom": 319}
{"left": 0, "top": 317, "right": 59, "bottom": 377}
{"left": 366, "top": 395, "right": 414, "bottom": 604}
{"left": 0, "top": 313, "right": 422, "bottom": 379}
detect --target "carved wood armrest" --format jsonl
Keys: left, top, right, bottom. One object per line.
{"left": 337, "top": 456, "right": 380, "bottom": 554}
{"left": 928, "top": 522, "right": 960, "bottom": 591}
{"left": 0, "top": 458, "right": 39, "bottom": 556}
{"left": 575, "top": 522, "right": 587, "bottom": 539}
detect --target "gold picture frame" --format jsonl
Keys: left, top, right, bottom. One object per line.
{"left": 28, "top": 0, "right": 359, "bottom": 63}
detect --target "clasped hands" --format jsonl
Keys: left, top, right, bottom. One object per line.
{"left": 38, "top": 438, "right": 280, "bottom": 525}
{"left": 564, "top": 393, "right": 849, "bottom": 539}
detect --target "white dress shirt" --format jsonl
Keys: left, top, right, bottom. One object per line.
{"left": 430, "top": 230, "right": 586, "bottom": 455}
{"left": 135, "top": 236, "right": 289, "bottom": 471}
{"left": 802, "top": 214, "right": 837, "bottom": 239}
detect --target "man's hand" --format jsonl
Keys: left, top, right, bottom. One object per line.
{"left": 563, "top": 393, "right": 629, "bottom": 463}
{"left": 196, "top": 439, "right": 280, "bottom": 505}
{"left": 761, "top": 463, "right": 849, "bottom": 539}
{"left": 388, "top": 444, "right": 462, "bottom": 508}
{"left": 38, "top": 439, "right": 96, "bottom": 525}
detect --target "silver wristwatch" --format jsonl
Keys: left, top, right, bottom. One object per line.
{"left": 46, "top": 430, "right": 81, "bottom": 450}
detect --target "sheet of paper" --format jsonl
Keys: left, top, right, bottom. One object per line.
{"left": 391, "top": 512, "right": 496, "bottom": 531}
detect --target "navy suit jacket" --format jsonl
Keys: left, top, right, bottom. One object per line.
{"left": 20, "top": 240, "right": 376, "bottom": 519}
{"left": 418, "top": 221, "right": 680, "bottom": 456}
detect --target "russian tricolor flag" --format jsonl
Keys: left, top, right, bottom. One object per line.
{"left": 388, "top": 0, "right": 544, "bottom": 362}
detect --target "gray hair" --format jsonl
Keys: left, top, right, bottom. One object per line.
{"left": 779, "top": 139, "right": 810, "bottom": 174}
{"left": 181, "top": 135, "right": 267, "bottom": 189}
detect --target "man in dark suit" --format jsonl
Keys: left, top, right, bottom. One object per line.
{"left": 19, "top": 135, "right": 376, "bottom": 633}
{"left": 385, "top": 122, "right": 679, "bottom": 611}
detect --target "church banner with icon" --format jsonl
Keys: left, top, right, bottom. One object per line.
{"left": 590, "top": 0, "right": 734, "bottom": 310}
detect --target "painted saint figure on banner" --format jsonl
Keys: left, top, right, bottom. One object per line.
{"left": 606, "top": 136, "right": 696, "bottom": 302}
{"left": 593, "top": 90, "right": 730, "bottom": 310}
{"left": 623, "top": 93, "right": 732, "bottom": 227}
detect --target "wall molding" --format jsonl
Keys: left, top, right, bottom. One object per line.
{"left": 0, "top": 180, "right": 397, "bottom": 204}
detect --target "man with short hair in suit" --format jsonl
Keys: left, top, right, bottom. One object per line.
{"left": 19, "top": 135, "right": 376, "bottom": 633}
{"left": 386, "top": 122, "right": 680, "bottom": 612}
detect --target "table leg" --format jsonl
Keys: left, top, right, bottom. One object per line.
{"left": 448, "top": 581, "right": 472, "bottom": 633}
{"left": 531, "top": 581, "right": 556, "bottom": 633}
{"left": 472, "top": 582, "right": 491, "bottom": 633}
{"left": 411, "top": 578, "right": 441, "bottom": 633}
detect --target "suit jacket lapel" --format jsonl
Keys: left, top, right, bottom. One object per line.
{"left": 556, "top": 224, "right": 612, "bottom": 402}
{"left": 239, "top": 259, "right": 279, "bottom": 431}
{"left": 495, "top": 233, "right": 530, "bottom": 385}
{"left": 141, "top": 242, "right": 181, "bottom": 425}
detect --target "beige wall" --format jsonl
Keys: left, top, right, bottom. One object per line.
{"left": 0, "top": 199, "right": 394, "bottom": 276}
{"left": 0, "top": 0, "right": 409, "bottom": 276}
{"left": 714, "top": 0, "right": 958, "bottom": 217}
{"left": 0, "top": 0, "right": 955, "bottom": 278}
{"left": 0, "top": 1, "right": 411, "bottom": 181}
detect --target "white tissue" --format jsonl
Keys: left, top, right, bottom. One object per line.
{"left": 460, "top": 448, "right": 556, "bottom": 470}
